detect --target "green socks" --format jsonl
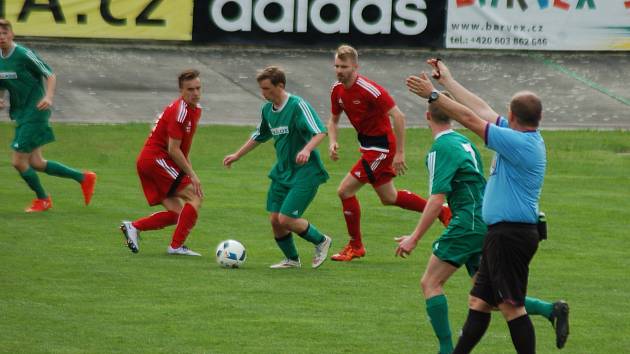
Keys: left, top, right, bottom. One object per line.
{"left": 298, "top": 223, "right": 325, "bottom": 245}
{"left": 44, "top": 160, "right": 84, "bottom": 182}
{"left": 20, "top": 167, "right": 47, "bottom": 199}
{"left": 426, "top": 294, "right": 453, "bottom": 354}
{"left": 524, "top": 296, "right": 553, "bottom": 319}
{"left": 275, "top": 234, "right": 299, "bottom": 261}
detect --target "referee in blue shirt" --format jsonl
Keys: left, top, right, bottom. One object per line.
{"left": 406, "top": 60, "right": 569, "bottom": 354}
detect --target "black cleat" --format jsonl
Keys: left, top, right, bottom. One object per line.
{"left": 550, "top": 300, "right": 569, "bottom": 349}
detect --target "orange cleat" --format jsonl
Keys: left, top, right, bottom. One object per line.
{"left": 439, "top": 205, "right": 452, "bottom": 227}
{"left": 25, "top": 196, "right": 52, "bottom": 212}
{"left": 81, "top": 171, "right": 97, "bottom": 206}
{"left": 331, "top": 243, "right": 366, "bottom": 261}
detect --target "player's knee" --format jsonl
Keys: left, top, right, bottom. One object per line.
{"left": 378, "top": 194, "right": 397, "bottom": 206}
{"left": 337, "top": 186, "right": 353, "bottom": 199}
{"left": 420, "top": 275, "right": 441, "bottom": 296}
{"left": 468, "top": 296, "right": 492, "bottom": 312}
{"left": 29, "top": 157, "right": 46, "bottom": 171}
{"left": 11, "top": 159, "right": 28, "bottom": 172}
{"left": 277, "top": 214, "right": 296, "bottom": 229}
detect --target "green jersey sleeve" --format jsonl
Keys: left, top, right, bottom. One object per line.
{"left": 252, "top": 112, "right": 272, "bottom": 143}
{"left": 427, "top": 145, "right": 458, "bottom": 195}
{"left": 295, "top": 98, "right": 326, "bottom": 135}
{"left": 23, "top": 49, "right": 53, "bottom": 78}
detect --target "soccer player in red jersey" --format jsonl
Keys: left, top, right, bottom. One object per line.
{"left": 328, "top": 45, "right": 452, "bottom": 261}
{"left": 120, "top": 69, "right": 204, "bottom": 256}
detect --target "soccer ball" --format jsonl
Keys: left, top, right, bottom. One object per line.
{"left": 215, "top": 240, "right": 247, "bottom": 268}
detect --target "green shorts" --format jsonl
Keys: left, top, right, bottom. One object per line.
{"left": 12, "top": 121, "right": 55, "bottom": 153}
{"left": 266, "top": 180, "right": 320, "bottom": 218}
{"left": 432, "top": 225, "right": 485, "bottom": 277}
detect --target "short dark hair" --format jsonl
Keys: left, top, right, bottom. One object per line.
{"left": 256, "top": 66, "right": 286, "bottom": 87}
{"left": 429, "top": 91, "right": 454, "bottom": 124}
{"left": 178, "top": 69, "right": 200, "bottom": 89}
{"left": 510, "top": 91, "right": 542, "bottom": 127}
{"left": 0, "top": 19, "right": 13, "bottom": 32}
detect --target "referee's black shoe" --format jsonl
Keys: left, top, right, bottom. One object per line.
{"left": 550, "top": 300, "right": 569, "bottom": 349}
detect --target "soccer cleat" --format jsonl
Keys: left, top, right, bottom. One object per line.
{"left": 120, "top": 221, "right": 139, "bottom": 253}
{"left": 81, "top": 171, "right": 97, "bottom": 206}
{"left": 269, "top": 258, "right": 301, "bottom": 269}
{"left": 439, "top": 205, "right": 452, "bottom": 227}
{"left": 25, "top": 196, "right": 52, "bottom": 212}
{"left": 167, "top": 245, "right": 201, "bottom": 256}
{"left": 312, "top": 235, "right": 332, "bottom": 269}
{"left": 331, "top": 243, "right": 366, "bottom": 262}
{"left": 550, "top": 300, "right": 570, "bottom": 349}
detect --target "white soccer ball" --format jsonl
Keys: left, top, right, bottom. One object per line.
{"left": 215, "top": 240, "right": 247, "bottom": 268}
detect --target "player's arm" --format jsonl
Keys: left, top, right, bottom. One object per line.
{"left": 296, "top": 132, "right": 327, "bottom": 165}
{"left": 427, "top": 59, "right": 499, "bottom": 123}
{"left": 37, "top": 73, "right": 56, "bottom": 111}
{"left": 168, "top": 137, "right": 202, "bottom": 197}
{"left": 327, "top": 113, "right": 341, "bottom": 161}
{"left": 395, "top": 193, "right": 445, "bottom": 258}
{"left": 407, "top": 73, "right": 487, "bottom": 139}
{"left": 389, "top": 105, "right": 408, "bottom": 176}
{"left": 223, "top": 138, "right": 260, "bottom": 168}
{"left": 0, "top": 89, "right": 5, "bottom": 110}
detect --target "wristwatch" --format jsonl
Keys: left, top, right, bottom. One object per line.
{"left": 428, "top": 90, "right": 440, "bottom": 103}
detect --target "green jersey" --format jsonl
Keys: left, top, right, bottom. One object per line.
{"left": 0, "top": 43, "right": 53, "bottom": 124}
{"left": 427, "top": 130, "right": 486, "bottom": 231}
{"left": 253, "top": 94, "right": 329, "bottom": 186}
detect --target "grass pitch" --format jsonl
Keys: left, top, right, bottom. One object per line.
{"left": 1, "top": 123, "right": 629, "bottom": 353}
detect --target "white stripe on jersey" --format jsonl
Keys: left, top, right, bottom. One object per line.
{"left": 299, "top": 100, "right": 321, "bottom": 134}
{"left": 156, "top": 158, "right": 178, "bottom": 179}
{"left": 176, "top": 100, "right": 187, "bottom": 123}
{"left": 330, "top": 81, "right": 342, "bottom": 93}
{"left": 357, "top": 78, "right": 381, "bottom": 98}
{"left": 427, "top": 151, "right": 436, "bottom": 195}
{"left": 25, "top": 50, "right": 52, "bottom": 77}
{"left": 360, "top": 146, "right": 390, "bottom": 153}
{"left": 251, "top": 116, "right": 263, "bottom": 140}
{"left": 370, "top": 153, "right": 387, "bottom": 171}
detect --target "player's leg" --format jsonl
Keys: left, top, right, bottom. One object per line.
{"left": 331, "top": 172, "right": 365, "bottom": 261}
{"left": 267, "top": 182, "right": 301, "bottom": 268}
{"left": 374, "top": 180, "right": 452, "bottom": 227}
{"left": 453, "top": 296, "right": 493, "bottom": 354}
{"left": 29, "top": 138, "right": 97, "bottom": 205}
{"left": 167, "top": 183, "right": 202, "bottom": 256}
{"left": 12, "top": 149, "right": 51, "bottom": 212}
{"left": 276, "top": 182, "right": 331, "bottom": 268}
{"left": 421, "top": 255, "right": 459, "bottom": 354}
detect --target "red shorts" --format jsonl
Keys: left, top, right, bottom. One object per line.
{"left": 349, "top": 149, "right": 396, "bottom": 187}
{"left": 136, "top": 157, "right": 191, "bottom": 206}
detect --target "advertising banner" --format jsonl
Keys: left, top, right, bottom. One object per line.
{"left": 192, "top": 0, "right": 447, "bottom": 47}
{"left": 3, "top": 0, "right": 193, "bottom": 41}
{"left": 446, "top": 0, "right": 630, "bottom": 50}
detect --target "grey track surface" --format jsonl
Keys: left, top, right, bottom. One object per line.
{"left": 4, "top": 39, "right": 629, "bottom": 129}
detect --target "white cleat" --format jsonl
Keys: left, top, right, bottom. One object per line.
{"left": 312, "top": 235, "right": 332, "bottom": 269}
{"left": 167, "top": 245, "right": 201, "bottom": 256}
{"left": 269, "top": 258, "right": 301, "bottom": 269}
{"left": 120, "top": 221, "right": 139, "bottom": 253}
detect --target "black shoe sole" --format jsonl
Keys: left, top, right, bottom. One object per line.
{"left": 120, "top": 224, "right": 139, "bottom": 254}
{"left": 553, "top": 302, "right": 570, "bottom": 349}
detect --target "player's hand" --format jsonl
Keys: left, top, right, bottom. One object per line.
{"left": 406, "top": 72, "right": 434, "bottom": 99}
{"left": 36, "top": 96, "right": 53, "bottom": 110}
{"left": 296, "top": 148, "right": 311, "bottom": 165}
{"left": 329, "top": 142, "right": 339, "bottom": 161}
{"left": 393, "top": 152, "right": 407, "bottom": 176}
{"left": 426, "top": 58, "right": 452, "bottom": 83}
{"left": 395, "top": 235, "right": 418, "bottom": 258}
{"left": 190, "top": 174, "right": 204, "bottom": 198}
{"left": 223, "top": 154, "right": 239, "bottom": 168}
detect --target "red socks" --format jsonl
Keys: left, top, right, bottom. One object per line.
{"left": 395, "top": 190, "right": 428, "bottom": 212}
{"left": 341, "top": 196, "right": 362, "bottom": 247}
{"left": 170, "top": 203, "right": 198, "bottom": 249}
{"left": 132, "top": 211, "right": 178, "bottom": 231}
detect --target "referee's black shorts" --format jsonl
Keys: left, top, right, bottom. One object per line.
{"left": 470, "top": 222, "right": 539, "bottom": 307}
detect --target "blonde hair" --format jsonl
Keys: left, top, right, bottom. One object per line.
{"left": 335, "top": 45, "right": 358, "bottom": 63}
{"left": 0, "top": 19, "right": 13, "bottom": 32}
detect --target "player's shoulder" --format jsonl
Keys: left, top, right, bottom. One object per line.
{"left": 163, "top": 97, "right": 188, "bottom": 122}
{"left": 330, "top": 81, "right": 343, "bottom": 94}
{"left": 355, "top": 75, "right": 385, "bottom": 98}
